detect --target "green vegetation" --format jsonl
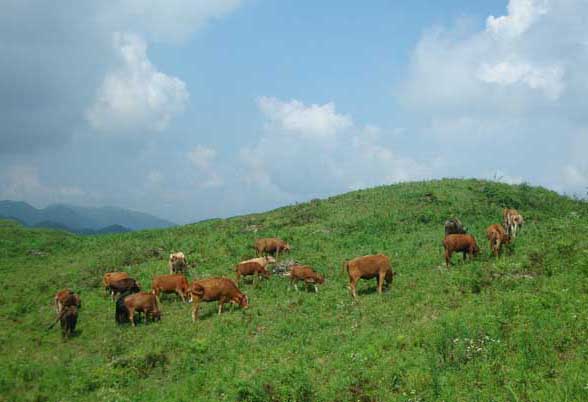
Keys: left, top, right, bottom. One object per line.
{"left": 1, "top": 179, "right": 588, "bottom": 402}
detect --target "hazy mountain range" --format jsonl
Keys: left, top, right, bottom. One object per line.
{"left": 0, "top": 200, "right": 175, "bottom": 235}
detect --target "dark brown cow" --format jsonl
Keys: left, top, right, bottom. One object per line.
{"left": 152, "top": 274, "right": 190, "bottom": 302}
{"left": 443, "top": 234, "right": 479, "bottom": 267}
{"left": 344, "top": 254, "right": 395, "bottom": 300}
{"left": 116, "top": 292, "right": 161, "bottom": 326}
{"left": 235, "top": 261, "right": 271, "bottom": 283}
{"left": 254, "top": 238, "right": 291, "bottom": 258}
{"left": 108, "top": 277, "right": 140, "bottom": 301}
{"left": 54, "top": 289, "right": 81, "bottom": 314}
{"left": 444, "top": 218, "right": 467, "bottom": 236}
{"left": 49, "top": 305, "right": 78, "bottom": 338}
{"left": 188, "top": 278, "right": 248, "bottom": 321}
{"left": 486, "top": 223, "right": 511, "bottom": 257}
{"left": 102, "top": 272, "right": 130, "bottom": 295}
{"left": 289, "top": 265, "right": 324, "bottom": 292}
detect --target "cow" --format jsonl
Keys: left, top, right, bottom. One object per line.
{"left": 188, "top": 278, "right": 248, "bottom": 322}
{"left": 444, "top": 218, "right": 467, "bottom": 236}
{"left": 48, "top": 305, "right": 78, "bottom": 338}
{"left": 486, "top": 223, "right": 511, "bottom": 257}
{"left": 443, "top": 234, "right": 479, "bottom": 267}
{"left": 152, "top": 274, "right": 190, "bottom": 303}
{"left": 54, "top": 289, "right": 81, "bottom": 314}
{"left": 116, "top": 292, "right": 161, "bottom": 326}
{"left": 107, "top": 277, "right": 140, "bottom": 301}
{"left": 102, "top": 272, "right": 129, "bottom": 295}
{"left": 169, "top": 252, "right": 188, "bottom": 274}
{"left": 254, "top": 238, "right": 291, "bottom": 259}
{"left": 235, "top": 261, "right": 271, "bottom": 284}
{"left": 344, "top": 254, "right": 395, "bottom": 300}
{"left": 288, "top": 265, "right": 324, "bottom": 293}
{"left": 503, "top": 208, "right": 524, "bottom": 238}
{"left": 239, "top": 255, "right": 276, "bottom": 269}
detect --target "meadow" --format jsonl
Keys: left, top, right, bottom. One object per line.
{"left": 1, "top": 178, "right": 588, "bottom": 402}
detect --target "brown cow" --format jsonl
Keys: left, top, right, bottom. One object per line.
{"left": 169, "top": 252, "right": 188, "bottom": 274}
{"left": 152, "top": 274, "right": 190, "bottom": 302}
{"left": 48, "top": 305, "right": 78, "bottom": 338}
{"left": 254, "top": 238, "right": 290, "bottom": 258}
{"left": 239, "top": 255, "right": 276, "bottom": 269}
{"left": 235, "top": 261, "right": 271, "bottom": 283}
{"left": 116, "top": 292, "right": 161, "bottom": 326}
{"left": 188, "top": 278, "right": 248, "bottom": 321}
{"left": 108, "top": 277, "right": 140, "bottom": 301}
{"left": 289, "top": 265, "right": 324, "bottom": 292}
{"left": 503, "top": 208, "right": 524, "bottom": 238}
{"left": 345, "top": 254, "right": 395, "bottom": 300}
{"left": 54, "top": 289, "right": 81, "bottom": 314}
{"left": 102, "top": 272, "right": 129, "bottom": 295}
{"left": 443, "top": 234, "right": 479, "bottom": 267}
{"left": 486, "top": 223, "right": 511, "bottom": 257}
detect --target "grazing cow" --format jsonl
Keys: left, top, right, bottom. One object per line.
{"left": 235, "top": 261, "right": 271, "bottom": 283}
{"left": 239, "top": 255, "right": 276, "bottom": 269}
{"left": 486, "top": 224, "right": 511, "bottom": 257}
{"left": 443, "top": 234, "right": 479, "bottom": 267}
{"left": 54, "top": 289, "right": 81, "bottom": 314}
{"left": 169, "top": 252, "right": 188, "bottom": 274}
{"left": 444, "top": 218, "right": 467, "bottom": 236}
{"left": 344, "top": 254, "right": 395, "bottom": 300}
{"left": 288, "top": 265, "right": 324, "bottom": 293}
{"left": 152, "top": 274, "right": 190, "bottom": 303}
{"left": 188, "top": 278, "right": 248, "bottom": 322}
{"left": 254, "top": 238, "right": 291, "bottom": 259}
{"left": 108, "top": 277, "right": 140, "bottom": 301}
{"left": 102, "top": 272, "right": 130, "bottom": 295}
{"left": 116, "top": 292, "right": 161, "bottom": 326}
{"left": 49, "top": 305, "right": 78, "bottom": 338}
{"left": 503, "top": 208, "right": 524, "bottom": 238}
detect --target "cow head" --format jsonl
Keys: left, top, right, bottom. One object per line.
{"left": 151, "top": 309, "right": 161, "bottom": 321}
{"left": 284, "top": 243, "right": 291, "bottom": 252}
{"left": 385, "top": 269, "right": 395, "bottom": 286}
{"left": 315, "top": 273, "right": 325, "bottom": 284}
{"left": 235, "top": 294, "right": 249, "bottom": 309}
{"left": 473, "top": 243, "right": 480, "bottom": 257}
{"left": 265, "top": 256, "right": 277, "bottom": 264}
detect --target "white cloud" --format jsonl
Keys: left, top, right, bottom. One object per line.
{"left": 257, "top": 96, "right": 352, "bottom": 140}
{"left": 86, "top": 32, "right": 189, "bottom": 134}
{"left": 239, "top": 98, "right": 430, "bottom": 199}
{"left": 486, "top": 0, "right": 548, "bottom": 37}
{"left": 477, "top": 61, "right": 564, "bottom": 99}
{"left": 188, "top": 145, "right": 223, "bottom": 188}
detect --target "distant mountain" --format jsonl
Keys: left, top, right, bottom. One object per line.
{"left": 0, "top": 200, "right": 175, "bottom": 235}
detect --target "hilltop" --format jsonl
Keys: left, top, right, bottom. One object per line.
{"left": 1, "top": 179, "right": 588, "bottom": 401}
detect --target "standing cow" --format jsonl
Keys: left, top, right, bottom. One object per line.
{"left": 443, "top": 234, "right": 479, "bottom": 267}
{"left": 254, "top": 238, "right": 290, "bottom": 259}
{"left": 344, "top": 254, "right": 395, "bottom": 300}
{"left": 169, "top": 252, "right": 188, "bottom": 274}
{"left": 48, "top": 305, "right": 78, "bottom": 339}
{"left": 188, "top": 278, "right": 249, "bottom": 321}
{"left": 444, "top": 218, "right": 467, "bottom": 236}
{"left": 486, "top": 223, "right": 511, "bottom": 257}
{"left": 503, "top": 208, "right": 524, "bottom": 238}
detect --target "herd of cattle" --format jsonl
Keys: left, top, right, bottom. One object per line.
{"left": 49, "top": 208, "right": 524, "bottom": 338}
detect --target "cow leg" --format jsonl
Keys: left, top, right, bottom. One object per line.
{"left": 314, "top": 284, "right": 319, "bottom": 293}
{"left": 462, "top": 251, "right": 467, "bottom": 261}
{"left": 294, "top": 283, "right": 299, "bottom": 292}
{"left": 218, "top": 302, "right": 224, "bottom": 315}
{"left": 129, "top": 308, "right": 136, "bottom": 327}
{"left": 178, "top": 289, "right": 186, "bottom": 303}
{"left": 377, "top": 272, "right": 386, "bottom": 294}
{"left": 192, "top": 298, "right": 201, "bottom": 322}
{"left": 350, "top": 278, "right": 358, "bottom": 300}
{"left": 445, "top": 250, "right": 451, "bottom": 267}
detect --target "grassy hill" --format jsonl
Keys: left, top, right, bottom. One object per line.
{"left": 1, "top": 179, "right": 588, "bottom": 402}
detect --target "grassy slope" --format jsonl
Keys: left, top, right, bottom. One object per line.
{"left": 1, "top": 179, "right": 588, "bottom": 402}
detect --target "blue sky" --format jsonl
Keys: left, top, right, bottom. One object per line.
{"left": 1, "top": 1, "right": 586, "bottom": 223}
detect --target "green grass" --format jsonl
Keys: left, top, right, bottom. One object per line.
{"left": 1, "top": 178, "right": 588, "bottom": 401}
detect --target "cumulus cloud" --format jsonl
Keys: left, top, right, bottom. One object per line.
{"left": 239, "top": 98, "right": 431, "bottom": 201}
{"left": 398, "top": 0, "right": 588, "bottom": 193}
{"left": 188, "top": 145, "right": 223, "bottom": 188}
{"left": 87, "top": 33, "right": 189, "bottom": 134}
{"left": 257, "top": 96, "right": 352, "bottom": 140}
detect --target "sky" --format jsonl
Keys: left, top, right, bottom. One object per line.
{"left": 1, "top": 0, "right": 587, "bottom": 223}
